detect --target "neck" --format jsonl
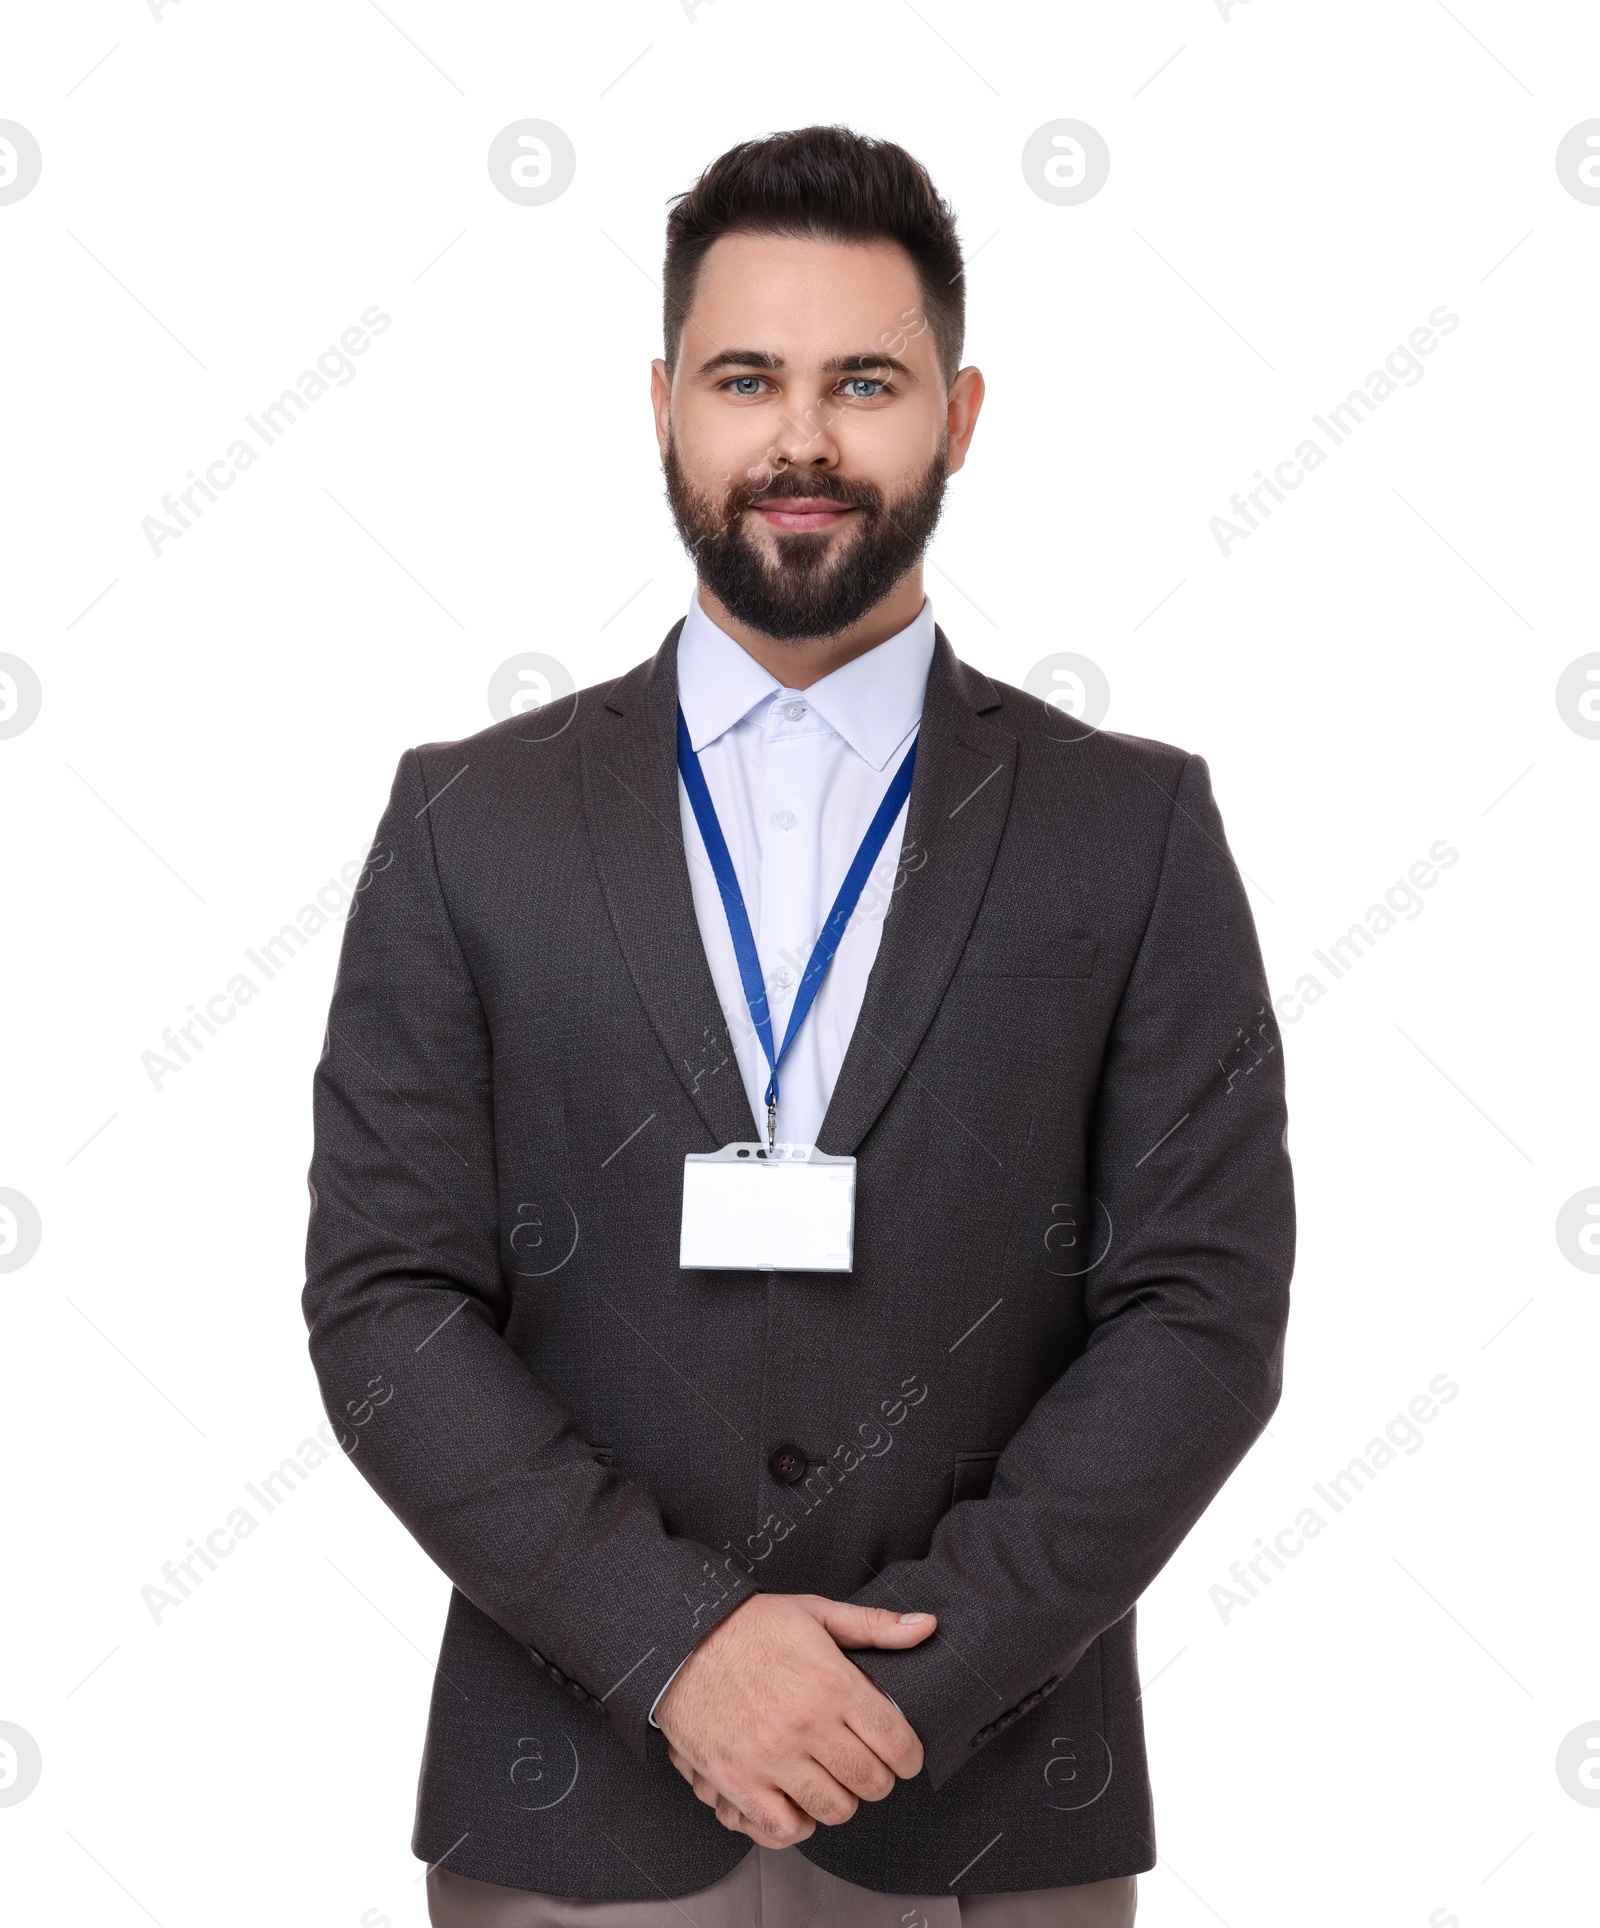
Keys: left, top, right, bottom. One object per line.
{"left": 695, "top": 568, "right": 926, "bottom": 689}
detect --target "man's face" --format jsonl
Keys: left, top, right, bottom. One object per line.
{"left": 652, "top": 232, "right": 980, "bottom": 642}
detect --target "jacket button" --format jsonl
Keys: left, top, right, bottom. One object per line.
{"left": 768, "top": 1444, "right": 808, "bottom": 1485}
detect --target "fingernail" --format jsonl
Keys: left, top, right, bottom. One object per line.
{"left": 898, "top": 1612, "right": 930, "bottom": 1623}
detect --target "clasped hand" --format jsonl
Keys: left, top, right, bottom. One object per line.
{"left": 654, "top": 1592, "right": 936, "bottom": 1849}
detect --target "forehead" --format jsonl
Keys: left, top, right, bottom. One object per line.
{"left": 680, "top": 231, "right": 928, "bottom": 367}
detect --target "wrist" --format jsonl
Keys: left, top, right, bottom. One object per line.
{"left": 655, "top": 1591, "right": 762, "bottom": 1730}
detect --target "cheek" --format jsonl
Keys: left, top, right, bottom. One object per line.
{"left": 672, "top": 402, "right": 773, "bottom": 488}
{"left": 838, "top": 414, "right": 944, "bottom": 496}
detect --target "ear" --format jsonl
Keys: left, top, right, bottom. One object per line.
{"left": 650, "top": 358, "right": 672, "bottom": 459}
{"left": 945, "top": 366, "right": 985, "bottom": 477}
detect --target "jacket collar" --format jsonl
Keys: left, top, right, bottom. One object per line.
{"left": 586, "top": 619, "right": 1015, "bottom": 1157}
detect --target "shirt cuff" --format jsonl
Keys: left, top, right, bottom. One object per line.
{"left": 647, "top": 1656, "right": 689, "bottom": 1729}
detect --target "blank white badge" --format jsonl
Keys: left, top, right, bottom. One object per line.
{"left": 679, "top": 1143, "right": 857, "bottom": 1272}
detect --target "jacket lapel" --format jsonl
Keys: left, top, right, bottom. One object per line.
{"left": 580, "top": 621, "right": 756, "bottom": 1149}
{"left": 816, "top": 626, "right": 1016, "bottom": 1156}
{"left": 581, "top": 620, "right": 1017, "bottom": 1158}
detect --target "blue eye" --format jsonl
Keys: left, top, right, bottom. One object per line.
{"left": 729, "top": 376, "right": 764, "bottom": 396}
{"left": 843, "top": 377, "right": 886, "bottom": 399}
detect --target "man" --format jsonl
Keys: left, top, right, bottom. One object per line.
{"left": 303, "top": 126, "right": 1294, "bottom": 1927}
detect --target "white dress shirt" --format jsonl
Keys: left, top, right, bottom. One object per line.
{"left": 674, "top": 589, "right": 935, "bottom": 1148}
{"left": 647, "top": 589, "right": 935, "bottom": 1729}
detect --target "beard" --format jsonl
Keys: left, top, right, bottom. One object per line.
{"left": 662, "top": 440, "right": 949, "bottom": 642}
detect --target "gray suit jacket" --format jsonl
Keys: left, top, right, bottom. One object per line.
{"left": 302, "top": 621, "right": 1294, "bottom": 1899}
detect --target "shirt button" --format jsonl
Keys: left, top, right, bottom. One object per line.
{"left": 781, "top": 700, "right": 806, "bottom": 721}
{"left": 775, "top": 809, "right": 797, "bottom": 830}
{"left": 768, "top": 1444, "right": 808, "bottom": 1485}
{"left": 773, "top": 966, "right": 794, "bottom": 989}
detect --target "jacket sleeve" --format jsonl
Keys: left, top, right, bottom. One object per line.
{"left": 301, "top": 749, "right": 758, "bottom": 1763}
{"left": 847, "top": 750, "right": 1295, "bottom": 1789}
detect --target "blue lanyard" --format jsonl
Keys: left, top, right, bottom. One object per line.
{"left": 676, "top": 701, "right": 918, "bottom": 1148}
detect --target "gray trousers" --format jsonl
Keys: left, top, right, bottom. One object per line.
{"left": 428, "top": 1847, "right": 1137, "bottom": 1926}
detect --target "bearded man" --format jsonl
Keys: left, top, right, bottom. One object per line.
{"left": 303, "top": 124, "right": 1295, "bottom": 1928}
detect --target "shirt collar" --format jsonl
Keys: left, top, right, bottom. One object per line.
{"left": 676, "top": 591, "right": 935, "bottom": 772}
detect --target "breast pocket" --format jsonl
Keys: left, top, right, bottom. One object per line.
{"left": 959, "top": 934, "right": 1098, "bottom": 979}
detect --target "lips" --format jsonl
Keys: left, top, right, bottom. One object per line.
{"left": 749, "top": 499, "right": 856, "bottom": 533}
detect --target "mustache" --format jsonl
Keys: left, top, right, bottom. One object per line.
{"left": 730, "top": 468, "right": 884, "bottom": 516}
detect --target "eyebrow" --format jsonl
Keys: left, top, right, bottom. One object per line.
{"left": 693, "top": 347, "right": 917, "bottom": 382}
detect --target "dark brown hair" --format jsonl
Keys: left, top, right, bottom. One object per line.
{"left": 663, "top": 126, "right": 965, "bottom": 383}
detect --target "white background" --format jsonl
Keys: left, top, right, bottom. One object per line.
{"left": 3, "top": 2, "right": 1598, "bottom": 1923}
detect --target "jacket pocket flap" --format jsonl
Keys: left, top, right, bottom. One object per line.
{"left": 951, "top": 1452, "right": 1000, "bottom": 1507}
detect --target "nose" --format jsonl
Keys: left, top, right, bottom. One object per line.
{"left": 755, "top": 393, "right": 842, "bottom": 484}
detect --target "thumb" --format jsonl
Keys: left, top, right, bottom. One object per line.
{"left": 800, "top": 1598, "right": 937, "bottom": 1649}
